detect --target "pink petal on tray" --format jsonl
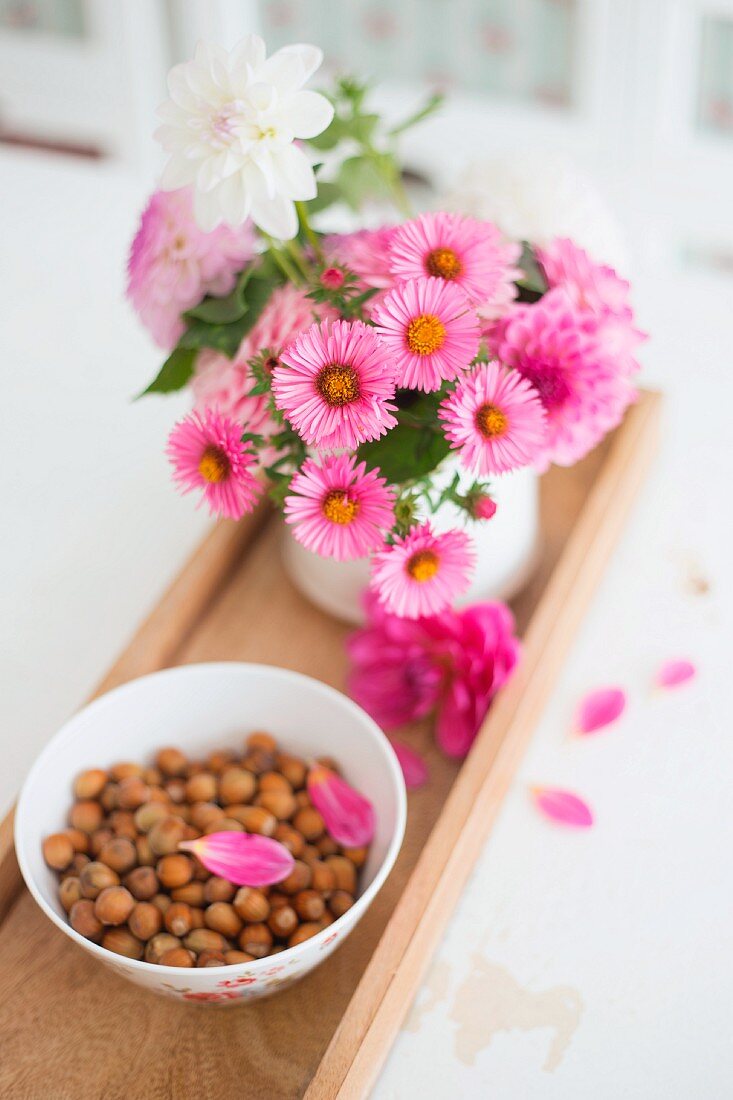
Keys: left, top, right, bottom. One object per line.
{"left": 575, "top": 686, "right": 627, "bottom": 735}
{"left": 307, "top": 764, "right": 375, "bottom": 847}
{"left": 390, "top": 739, "right": 429, "bottom": 790}
{"left": 655, "top": 658, "right": 696, "bottom": 690}
{"left": 531, "top": 787, "right": 594, "bottom": 828}
{"left": 179, "top": 832, "right": 294, "bottom": 886}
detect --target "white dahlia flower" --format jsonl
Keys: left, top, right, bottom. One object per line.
{"left": 155, "top": 36, "right": 334, "bottom": 239}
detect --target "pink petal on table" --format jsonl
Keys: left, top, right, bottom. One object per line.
{"left": 307, "top": 764, "right": 375, "bottom": 847}
{"left": 655, "top": 658, "right": 696, "bottom": 690}
{"left": 390, "top": 739, "right": 429, "bottom": 789}
{"left": 575, "top": 686, "right": 627, "bottom": 734}
{"left": 531, "top": 787, "right": 594, "bottom": 828}
{"left": 179, "top": 832, "right": 294, "bottom": 887}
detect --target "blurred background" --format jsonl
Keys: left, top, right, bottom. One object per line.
{"left": 2, "top": 1, "right": 732, "bottom": 819}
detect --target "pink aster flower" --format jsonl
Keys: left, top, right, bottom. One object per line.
{"left": 439, "top": 361, "right": 546, "bottom": 476}
{"left": 166, "top": 408, "right": 261, "bottom": 519}
{"left": 537, "top": 237, "right": 645, "bottom": 375}
{"left": 192, "top": 284, "right": 330, "bottom": 444}
{"left": 127, "top": 187, "right": 254, "bottom": 349}
{"left": 388, "top": 211, "right": 521, "bottom": 319}
{"left": 488, "top": 288, "right": 637, "bottom": 468}
{"left": 284, "top": 454, "right": 396, "bottom": 561}
{"left": 323, "top": 226, "right": 397, "bottom": 290}
{"left": 370, "top": 522, "right": 475, "bottom": 619}
{"left": 348, "top": 593, "right": 520, "bottom": 757}
{"left": 272, "top": 319, "right": 398, "bottom": 450}
{"left": 372, "top": 277, "right": 480, "bottom": 392}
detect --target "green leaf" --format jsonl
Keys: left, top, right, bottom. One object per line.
{"left": 307, "top": 181, "right": 342, "bottom": 214}
{"left": 185, "top": 266, "right": 254, "bottom": 324}
{"left": 336, "top": 155, "right": 393, "bottom": 211}
{"left": 308, "top": 116, "right": 346, "bottom": 151}
{"left": 516, "top": 242, "right": 548, "bottom": 296}
{"left": 388, "top": 92, "right": 445, "bottom": 137}
{"left": 180, "top": 265, "right": 283, "bottom": 356}
{"left": 357, "top": 424, "right": 450, "bottom": 483}
{"left": 138, "top": 346, "right": 196, "bottom": 397}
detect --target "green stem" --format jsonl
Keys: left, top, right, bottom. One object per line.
{"left": 284, "top": 237, "right": 311, "bottom": 281}
{"left": 296, "top": 201, "right": 324, "bottom": 262}
{"left": 263, "top": 236, "right": 302, "bottom": 285}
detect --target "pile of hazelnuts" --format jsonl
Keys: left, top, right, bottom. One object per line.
{"left": 42, "top": 732, "right": 366, "bottom": 967}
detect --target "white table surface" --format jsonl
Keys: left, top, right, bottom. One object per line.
{"left": 3, "top": 146, "right": 732, "bottom": 1098}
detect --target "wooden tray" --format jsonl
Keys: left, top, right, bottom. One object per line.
{"left": 0, "top": 391, "right": 661, "bottom": 1100}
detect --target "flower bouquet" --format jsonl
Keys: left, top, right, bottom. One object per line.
{"left": 129, "top": 36, "right": 644, "bottom": 756}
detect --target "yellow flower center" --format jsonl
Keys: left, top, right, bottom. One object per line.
{"left": 406, "top": 314, "right": 446, "bottom": 356}
{"left": 407, "top": 549, "right": 440, "bottom": 582}
{"left": 475, "top": 404, "right": 509, "bottom": 438}
{"left": 425, "top": 247, "right": 463, "bottom": 280}
{"left": 322, "top": 491, "right": 359, "bottom": 525}
{"left": 317, "top": 364, "right": 361, "bottom": 406}
{"left": 198, "top": 445, "right": 230, "bottom": 483}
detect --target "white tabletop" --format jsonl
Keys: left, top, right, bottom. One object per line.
{"left": 3, "top": 146, "right": 731, "bottom": 1098}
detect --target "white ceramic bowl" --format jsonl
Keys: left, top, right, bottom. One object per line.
{"left": 15, "top": 663, "right": 406, "bottom": 1005}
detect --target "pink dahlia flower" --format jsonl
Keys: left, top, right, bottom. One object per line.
{"left": 372, "top": 277, "right": 480, "bottom": 392}
{"left": 166, "top": 408, "right": 261, "bottom": 519}
{"left": 323, "top": 225, "right": 397, "bottom": 290}
{"left": 537, "top": 237, "right": 645, "bottom": 375}
{"left": 370, "top": 522, "right": 475, "bottom": 619}
{"left": 127, "top": 187, "right": 255, "bottom": 349}
{"left": 272, "top": 319, "right": 398, "bottom": 450}
{"left": 488, "top": 288, "right": 637, "bottom": 468}
{"left": 439, "top": 361, "right": 546, "bottom": 476}
{"left": 388, "top": 211, "right": 521, "bottom": 317}
{"left": 348, "top": 593, "right": 520, "bottom": 757}
{"left": 284, "top": 454, "right": 396, "bottom": 561}
{"left": 192, "top": 284, "right": 329, "bottom": 444}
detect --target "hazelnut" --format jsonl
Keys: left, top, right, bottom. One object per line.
{"left": 117, "top": 776, "right": 150, "bottom": 810}
{"left": 151, "top": 892, "right": 172, "bottom": 915}
{"left": 218, "top": 768, "right": 256, "bottom": 806}
{"left": 165, "top": 902, "right": 194, "bottom": 937}
{"left": 310, "top": 860, "right": 336, "bottom": 895}
{"left": 268, "top": 892, "right": 290, "bottom": 911}
{"left": 259, "top": 771, "right": 292, "bottom": 794}
{"left": 185, "top": 772, "right": 217, "bottom": 803}
{"left": 63, "top": 827, "right": 90, "bottom": 854}
{"left": 165, "top": 778, "right": 187, "bottom": 803}
{"left": 69, "top": 898, "right": 103, "bottom": 942}
{"left": 133, "top": 801, "right": 169, "bottom": 833}
{"left": 267, "top": 905, "right": 298, "bottom": 939}
{"left": 342, "top": 846, "right": 368, "bottom": 868}
{"left": 329, "top": 890, "right": 355, "bottom": 918}
{"left": 325, "top": 856, "right": 357, "bottom": 894}
{"left": 206, "top": 748, "right": 235, "bottom": 773}
{"left": 255, "top": 789, "right": 297, "bottom": 821}
{"left": 279, "top": 860, "right": 311, "bottom": 895}
{"left": 301, "top": 844, "right": 321, "bottom": 867}
{"left": 135, "top": 835, "right": 155, "bottom": 867}
{"left": 317, "top": 756, "right": 340, "bottom": 774}
{"left": 225, "top": 806, "right": 276, "bottom": 836}
{"left": 183, "top": 928, "right": 229, "bottom": 954}
{"left": 73, "top": 768, "right": 108, "bottom": 800}
{"left": 148, "top": 816, "right": 186, "bottom": 856}
{"left": 277, "top": 753, "right": 307, "bottom": 790}
{"left": 224, "top": 950, "right": 254, "bottom": 964}
{"left": 188, "top": 907, "right": 205, "bottom": 929}
{"left": 242, "top": 747, "right": 275, "bottom": 776}
{"left": 293, "top": 807, "right": 325, "bottom": 841}
{"left": 124, "top": 866, "right": 159, "bottom": 901}
{"left": 197, "top": 950, "right": 227, "bottom": 967}
{"left": 316, "top": 834, "right": 339, "bottom": 857}
{"left": 145, "top": 932, "right": 181, "bottom": 963}
{"left": 273, "top": 823, "right": 305, "bottom": 858}
{"left": 157, "top": 854, "right": 193, "bottom": 889}
{"left": 155, "top": 747, "right": 188, "bottom": 777}
{"left": 143, "top": 766, "right": 163, "bottom": 786}
{"left": 69, "top": 853, "right": 90, "bottom": 876}
{"left": 128, "top": 901, "right": 163, "bottom": 941}
{"left": 100, "top": 784, "right": 119, "bottom": 812}
{"left": 110, "top": 762, "right": 143, "bottom": 781}
{"left": 98, "top": 837, "right": 137, "bottom": 875}
{"left": 294, "top": 790, "right": 312, "bottom": 809}
{"left": 59, "top": 876, "right": 82, "bottom": 912}
{"left": 89, "top": 828, "right": 113, "bottom": 857}
{"left": 69, "top": 800, "right": 103, "bottom": 834}
{"left": 233, "top": 887, "right": 270, "bottom": 924}
{"left": 79, "top": 861, "right": 120, "bottom": 899}
{"left": 159, "top": 947, "right": 195, "bottom": 967}
{"left": 94, "top": 886, "right": 135, "bottom": 926}
{"left": 203, "top": 877, "right": 236, "bottom": 904}
{"left": 204, "top": 902, "right": 242, "bottom": 939}
{"left": 288, "top": 922, "right": 321, "bottom": 947}
{"left": 42, "top": 833, "right": 74, "bottom": 871}
{"left": 189, "top": 802, "right": 224, "bottom": 831}
{"left": 102, "top": 927, "right": 144, "bottom": 959}
{"left": 294, "top": 890, "right": 325, "bottom": 922}
{"left": 171, "top": 881, "right": 206, "bottom": 906}
{"left": 108, "top": 810, "right": 138, "bottom": 840}
{"left": 237, "top": 923, "right": 273, "bottom": 959}
{"left": 246, "top": 731, "right": 277, "bottom": 753}
{"left": 204, "top": 818, "right": 244, "bottom": 833}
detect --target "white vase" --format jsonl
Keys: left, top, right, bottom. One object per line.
{"left": 282, "top": 460, "right": 541, "bottom": 624}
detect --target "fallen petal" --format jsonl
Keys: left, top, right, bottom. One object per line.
{"left": 531, "top": 787, "right": 594, "bottom": 828}
{"left": 307, "top": 764, "right": 375, "bottom": 847}
{"left": 179, "top": 832, "right": 294, "bottom": 886}
{"left": 575, "top": 686, "right": 627, "bottom": 734}
{"left": 390, "top": 740, "right": 429, "bottom": 789}
{"left": 655, "top": 658, "right": 696, "bottom": 690}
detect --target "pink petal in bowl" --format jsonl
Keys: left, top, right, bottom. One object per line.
{"left": 390, "top": 739, "right": 429, "bottom": 790}
{"left": 307, "top": 764, "right": 375, "bottom": 847}
{"left": 575, "top": 686, "right": 627, "bottom": 735}
{"left": 179, "top": 832, "right": 294, "bottom": 886}
{"left": 655, "top": 659, "right": 696, "bottom": 690}
{"left": 531, "top": 786, "right": 594, "bottom": 828}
